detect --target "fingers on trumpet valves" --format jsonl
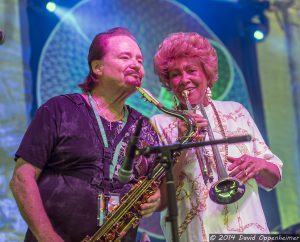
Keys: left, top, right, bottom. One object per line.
{"left": 200, "top": 127, "right": 208, "bottom": 134}
{"left": 196, "top": 118, "right": 208, "bottom": 133}
{"left": 189, "top": 114, "right": 207, "bottom": 131}
{"left": 192, "top": 132, "right": 205, "bottom": 141}
{"left": 197, "top": 125, "right": 208, "bottom": 135}
{"left": 191, "top": 123, "right": 208, "bottom": 141}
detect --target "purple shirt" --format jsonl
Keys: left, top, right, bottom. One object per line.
{"left": 15, "top": 94, "right": 159, "bottom": 242}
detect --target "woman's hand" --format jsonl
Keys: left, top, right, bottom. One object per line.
{"left": 227, "top": 155, "right": 281, "bottom": 187}
{"left": 139, "top": 189, "right": 161, "bottom": 218}
{"left": 227, "top": 155, "right": 266, "bottom": 183}
{"left": 178, "top": 113, "right": 208, "bottom": 142}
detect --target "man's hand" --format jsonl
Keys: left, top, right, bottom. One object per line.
{"left": 139, "top": 189, "right": 161, "bottom": 218}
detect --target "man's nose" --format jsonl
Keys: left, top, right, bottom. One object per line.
{"left": 129, "top": 59, "right": 142, "bottom": 70}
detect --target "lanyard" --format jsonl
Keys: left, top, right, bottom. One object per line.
{"left": 88, "top": 93, "right": 128, "bottom": 179}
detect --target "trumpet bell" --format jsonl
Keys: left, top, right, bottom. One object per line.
{"left": 209, "top": 177, "right": 245, "bottom": 204}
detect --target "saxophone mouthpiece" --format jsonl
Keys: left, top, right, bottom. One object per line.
{"left": 136, "top": 86, "right": 162, "bottom": 108}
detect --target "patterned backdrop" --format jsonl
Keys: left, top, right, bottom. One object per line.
{"left": 36, "top": 0, "right": 251, "bottom": 114}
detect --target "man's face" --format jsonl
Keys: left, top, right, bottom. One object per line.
{"left": 168, "top": 57, "right": 208, "bottom": 106}
{"left": 99, "top": 35, "right": 144, "bottom": 89}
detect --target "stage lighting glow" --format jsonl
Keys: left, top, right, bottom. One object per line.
{"left": 46, "top": 2, "right": 56, "bottom": 12}
{"left": 253, "top": 30, "right": 264, "bottom": 40}
{"left": 243, "top": 12, "right": 269, "bottom": 42}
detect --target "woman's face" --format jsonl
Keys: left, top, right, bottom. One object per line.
{"left": 168, "top": 57, "right": 208, "bottom": 107}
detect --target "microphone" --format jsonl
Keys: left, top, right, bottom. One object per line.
{"left": 119, "top": 118, "right": 143, "bottom": 183}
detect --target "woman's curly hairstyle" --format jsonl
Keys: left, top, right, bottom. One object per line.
{"left": 154, "top": 32, "right": 218, "bottom": 90}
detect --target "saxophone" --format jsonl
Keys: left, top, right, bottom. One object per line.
{"left": 82, "top": 87, "right": 196, "bottom": 242}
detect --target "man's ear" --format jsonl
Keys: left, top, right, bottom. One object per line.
{"left": 91, "top": 60, "right": 103, "bottom": 76}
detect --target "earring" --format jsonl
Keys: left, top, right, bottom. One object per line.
{"left": 206, "top": 87, "right": 212, "bottom": 103}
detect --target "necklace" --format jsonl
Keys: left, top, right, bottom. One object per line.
{"left": 92, "top": 96, "right": 126, "bottom": 130}
{"left": 87, "top": 92, "right": 129, "bottom": 179}
{"left": 209, "top": 101, "right": 228, "bottom": 167}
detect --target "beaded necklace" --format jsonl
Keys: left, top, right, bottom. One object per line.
{"left": 209, "top": 101, "right": 228, "bottom": 167}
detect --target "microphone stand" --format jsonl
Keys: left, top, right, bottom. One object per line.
{"left": 138, "top": 135, "right": 251, "bottom": 242}
{"left": 137, "top": 135, "right": 251, "bottom": 156}
{"left": 160, "top": 147, "right": 179, "bottom": 242}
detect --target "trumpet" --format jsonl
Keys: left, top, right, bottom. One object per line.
{"left": 182, "top": 91, "right": 245, "bottom": 205}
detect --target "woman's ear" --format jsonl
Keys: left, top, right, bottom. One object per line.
{"left": 91, "top": 60, "right": 103, "bottom": 76}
